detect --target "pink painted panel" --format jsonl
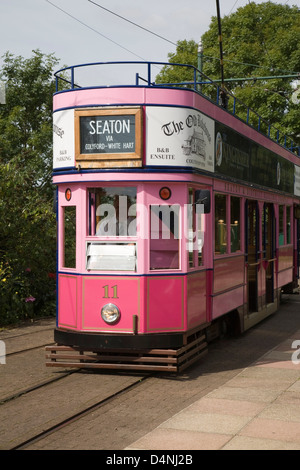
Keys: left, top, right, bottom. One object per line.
{"left": 54, "top": 87, "right": 194, "bottom": 112}
{"left": 259, "top": 263, "right": 266, "bottom": 298}
{"left": 150, "top": 239, "right": 179, "bottom": 269}
{"left": 212, "top": 286, "right": 244, "bottom": 319}
{"left": 82, "top": 276, "right": 140, "bottom": 332}
{"left": 53, "top": 88, "right": 146, "bottom": 111}
{"left": 145, "top": 87, "right": 195, "bottom": 108}
{"left": 147, "top": 277, "right": 184, "bottom": 332}
{"left": 278, "top": 268, "right": 293, "bottom": 288}
{"left": 145, "top": 181, "right": 187, "bottom": 202}
{"left": 214, "top": 256, "right": 244, "bottom": 293}
{"left": 58, "top": 274, "right": 78, "bottom": 329}
{"left": 187, "top": 271, "right": 207, "bottom": 328}
{"left": 53, "top": 171, "right": 212, "bottom": 185}
{"left": 278, "top": 246, "right": 293, "bottom": 272}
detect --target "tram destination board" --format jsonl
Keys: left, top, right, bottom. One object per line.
{"left": 80, "top": 114, "right": 135, "bottom": 153}
{"left": 75, "top": 108, "right": 143, "bottom": 167}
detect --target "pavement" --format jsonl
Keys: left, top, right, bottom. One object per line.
{"left": 126, "top": 328, "right": 300, "bottom": 450}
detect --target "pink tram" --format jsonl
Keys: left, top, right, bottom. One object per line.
{"left": 46, "top": 61, "right": 300, "bottom": 372}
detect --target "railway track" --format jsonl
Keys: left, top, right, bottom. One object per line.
{"left": 1, "top": 356, "right": 152, "bottom": 450}
{"left": 0, "top": 321, "right": 153, "bottom": 450}
{"left": 11, "top": 372, "right": 152, "bottom": 450}
{"left": 0, "top": 367, "right": 76, "bottom": 406}
{"left": 1, "top": 319, "right": 55, "bottom": 354}
{"left": 0, "top": 320, "right": 65, "bottom": 406}
{"left": 1, "top": 299, "right": 299, "bottom": 450}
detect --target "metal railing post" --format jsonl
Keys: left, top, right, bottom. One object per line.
{"left": 71, "top": 67, "right": 74, "bottom": 89}
{"left": 147, "top": 62, "right": 151, "bottom": 86}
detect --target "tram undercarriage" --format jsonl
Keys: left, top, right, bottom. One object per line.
{"left": 46, "top": 326, "right": 209, "bottom": 373}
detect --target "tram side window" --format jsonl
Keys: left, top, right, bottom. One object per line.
{"left": 188, "top": 189, "right": 204, "bottom": 267}
{"left": 286, "top": 206, "right": 291, "bottom": 244}
{"left": 231, "top": 196, "right": 240, "bottom": 253}
{"left": 215, "top": 194, "right": 227, "bottom": 255}
{"left": 150, "top": 205, "right": 180, "bottom": 270}
{"left": 262, "top": 203, "right": 269, "bottom": 258}
{"left": 63, "top": 206, "right": 76, "bottom": 268}
{"left": 88, "top": 187, "right": 137, "bottom": 237}
{"left": 279, "top": 205, "right": 284, "bottom": 246}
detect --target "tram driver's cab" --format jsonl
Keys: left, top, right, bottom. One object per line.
{"left": 85, "top": 184, "right": 211, "bottom": 275}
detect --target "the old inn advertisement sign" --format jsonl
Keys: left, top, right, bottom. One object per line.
{"left": 53, "top": 109, "right": 75, "bottom": 169}
{"left": 146, "top": 106, "right": 215, "bottom": 173}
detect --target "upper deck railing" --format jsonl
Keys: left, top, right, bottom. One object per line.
{"left": 54, "top": 61, "right": 300, "bottom": 157}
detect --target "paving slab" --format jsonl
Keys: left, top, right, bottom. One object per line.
{"left": 222, "top": 436, "right": 300, "bottom": 450}
{"left": 126, "top": 428, "right": 232, "bottom": 451}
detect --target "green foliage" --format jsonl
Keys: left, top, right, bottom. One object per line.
{"left": 155, "top": 2, "right": 300, "bottom": 147}
{"left": 156, "top": 40, "right": 198, "bottom": 85}
{"left": 0, "top": 50, "right": 58, "bottom": 325}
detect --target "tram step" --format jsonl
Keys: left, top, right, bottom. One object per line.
{"left": 45, "top": 334, "right": 207, "bottom": 373}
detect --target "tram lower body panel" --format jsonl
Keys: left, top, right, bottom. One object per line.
{"left": 55, "top": 271, "right": 208, "bottom": 346}
{"left": 47, "top": 271, "right": 209, "bottom": 372}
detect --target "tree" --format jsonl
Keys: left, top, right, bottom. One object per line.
{"left": 156, "top": 39, "right": 198, "bottom": 86}
{"left": 156, "top": 2, "right": 300, "bottom": 148}
{"left": 0, "top": 50, "right": 59, "bottom": 325}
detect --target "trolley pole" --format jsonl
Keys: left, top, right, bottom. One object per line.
{"left": 215, "top": 0, "right": 228, "bottom": 108}
{"left": 216, "top": 0, "right": 224, "bottom": 87}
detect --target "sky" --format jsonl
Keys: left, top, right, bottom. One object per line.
{"left": 0, "top": 0, "right": 299, "bottom": 87}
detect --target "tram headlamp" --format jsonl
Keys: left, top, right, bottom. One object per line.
{"left": 101, "top": 303, "right": 121, "bottom": 324}
{"left": 159, "top": 187, "right": 171, "bottom": 200}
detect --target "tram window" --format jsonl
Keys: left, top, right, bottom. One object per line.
{"left": 88, "top": 187, "right": 136, "bottom": 237}
{"left": 150, "top": 205, "right": 180, "bottom": 270}
{"left": 286, "top": 206, "right": 291, "bottom": 244}
{"left": 197, "top": 210, "right": 204, "bottom": 266}
{"left": 188, "top": 189, "right": 204, "bottom": 267}
{"left": 63, "top": 206, "right": 76, "bottom": 268}
{"left": 188, "top": 189, "right": 195, "bottom": 268}
{"left": 231, "top": 197, "right": 240, "bottom": 252}
{"left": 279, "top": 205, "right": 284, "bottom": 246}
{"left": 262, "top": 204, "right": 268, "bottom": 258}
{"left": 215, "top": 194, "right": 227, "bottom": 255}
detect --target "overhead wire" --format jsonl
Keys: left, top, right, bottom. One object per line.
{"left": 45, "top": 0, "right": 146, "bottom": 61}
{"left": 228, "top": 0, "right": 240, "bottom": 14}
{"left": 87, "top": 0, "right": 298, "bottom": 76}
{"left": 88, "top": 0, "right": 177, "bottom": 47}
{"left": 46, "top": 0, "right": 298, "bottom": 78}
